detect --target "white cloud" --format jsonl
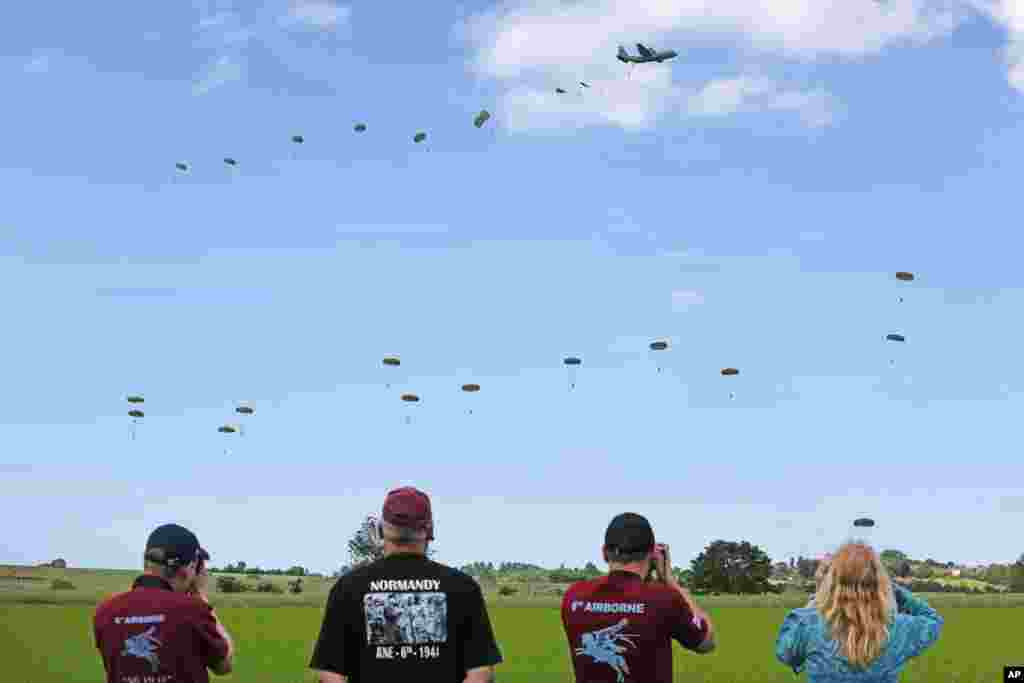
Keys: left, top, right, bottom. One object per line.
{"left": 687, "top": 76, "right": 841, "bottom": 127}
{"left": 671, "top": 289, "right": 705, "bottom": 310}
{"left": 460, "top": 0, "right": 963, "bottom": 130}
{"left": 283, "top": 0, "right": 351, "bottom": 29}
{"left": 192, "top": 55, "right": 244, "bottom": 96}
{"left": 969, "top": 0, "right": 1024, "bottom": 90}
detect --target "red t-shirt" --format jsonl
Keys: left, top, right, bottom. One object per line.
{"left": 94, "top": 575, "right": 229, "bottom": 683}
{"left": 561, "top": 571, "right": 709, "bottom": 683}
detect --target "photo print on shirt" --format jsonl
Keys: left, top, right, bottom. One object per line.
{"left": 364, "top": 592, "right": 448, "bottom": 645}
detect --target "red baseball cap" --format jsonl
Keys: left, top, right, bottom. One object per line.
{"left": 381, "top": 487, "right": 434, "bottom": 540}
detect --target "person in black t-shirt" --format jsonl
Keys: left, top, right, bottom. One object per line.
{"left": 310, "top": 486, "right": 502, "bottom": 683}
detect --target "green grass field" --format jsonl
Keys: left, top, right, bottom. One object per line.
{"left": 1, "top": 567, "right": 1019, "bottom": 681}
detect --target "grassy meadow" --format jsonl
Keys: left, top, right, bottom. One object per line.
{"left": 1, "top": 566, "right": 1019, "bottom": 682}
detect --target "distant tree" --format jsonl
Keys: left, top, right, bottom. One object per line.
{"left": 690, "top": 540, "right": 773, "bottom": 594}
{"left": 796, "top": 557, "right": 821, "bottom": 581}
{"left": 896, "top": 561, "right": 912, "bottom": 578}
{"left": 288, "top": 577, "right": 304, "bottom": 594}
{"left": 1011, "top": 557, "right": 1024, "bottom": 593}
{"left": 583, "top": 562, "right": 600, "bottom": 577}
{"left": 236, "top": 561, "right": 247, "bottom": 573}
{"left": 51, "top": 558, "right": 67, "bottom": 569}
{"left": 348, "top": 514, "right": 437, "bottom": 571}
{"left": 913, "top": 564, "right": 934, "bottom": 580}
{"left": 285, "top": 566, "right": 307, "bottom": 577}
{"left": 771, "top": 562, "right": 791, "bottom": 579}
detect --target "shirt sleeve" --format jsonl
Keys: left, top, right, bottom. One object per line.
{"left": 666, "top": 590, "right": 709, "bottom": 651}
{"left": 775, "top": 610, "right": 808, "bottom": 674}
{"left": 193, "top": 603, "right": 230, "bottom": 668}
{"left": 309, "top": 582, "right": 352, "bottom": 675}
{"left": 892, "top": 586, "right": 944, "bottom": 663}
{"left": 459, "top": 582, "right": 503, "bottom": 670}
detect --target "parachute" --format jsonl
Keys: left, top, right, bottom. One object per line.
{"left": 223, "top": 158, "right": 238, "bottom": 167}
{"left": 850, "top": 517, "right": 877, "bottom": 546}
{"left": 474, "top": 110, "right": 491, "bottom": 128}
{"left": 127, "top": 395, "right": 145, "bottom": 441}
{"left": 354, "top": 123, "right": 367, "bottom": 132}
{"left": 414, "top": 132, "right": 427, "bottom": 143}
{"left": 564, "top": 356, "right": 582, "bottom": 391}
{"left": 462, "top": 383, "right": 480, "bottom": 415}
{"left": 721, "top": 367, "right": 739, "bottom": 400}
{"left": 382, "top": 356, "right": 401, "bottom": 389}
{"left": 555, "top": 88, "right": 567, "bottom": 94}
{"left": 895, "top": 272, "right": 914, "bottom": 282}
{"left": 649, "top": 340, "right": 669, "bottom": 373}
{"left": 235, "top": 405, "right": 254, "bottom": 415}
{"left": 579, "top": 81, "right": 591, "bottom": 88}
{"left": 886, "top": 334, "right": 906, "bottom": 343}
{"left": 175, "top": 162, "right": 189, "bottom": 173}
{"left": 400, "top": 393, "right": 420, "bottom": 425}
{"left": 218, "top": 424, "right": 238, "bottom": 433}
{"left": 291, "top": 135, "right": 304, "bottom": 144}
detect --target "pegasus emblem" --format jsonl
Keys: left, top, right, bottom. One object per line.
{"left": 121, "top": 626, "right": 162, "bottom": 673}
{"left": 574, "top": 618, "right": 639, "bottom": 683}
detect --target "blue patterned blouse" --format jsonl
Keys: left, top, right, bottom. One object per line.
{"left": 775, "top": 585, "right": 943, "bottom": 681}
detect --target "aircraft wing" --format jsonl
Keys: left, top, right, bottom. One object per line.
{"left": 636, "top": 43, "right": 654, "bottom": 58}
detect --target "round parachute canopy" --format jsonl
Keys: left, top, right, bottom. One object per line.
{"left": 461, "top": 383, "right": 480, "bottom": 392}
{"left": 223, "top": 158, "right": 238, "bottom": 166}
{"left": 895, "top": 272, "right": 915, "bottom": 282}
{"left": 126, "top": 395, "right": 145, "bottom": 404}
{"left": 649, "top": 340, "right": 669, "bottom": 351}
{"left": 721, "top": 368, "right": 739, "bottom": 376}
{"left": 474, "top": 110, "right": 491, "bottom": 128}
{"left": 414, "top": 132, "right": 427, "bottom": 143}
{"left": 564, "top": 357, "right": 582, "bottom": 366}
{"left": 218, "top": 425, "right": 238, "bottom": 434}
{"left": 354, "top": 123, "right": 367, "bottom": 132}
{"left": 400, "top": 393, "right": 420, "bottom": 403}
{"left": 382, "top": 356, "right": 401, "bottom": 367}
{"left": 128, "top": 410, "right": 144, "bottom": 419}
{"left": 555, "top": 88, "right": 567, "bottom": 94}
{"left": 291, "top": 135, "right": 304, "bottom": 144}
{"left": 235, "top": 405, "right": 254, "bottom": 415}
{"left": 886, "top": 334, "right": 906, "bottom": 343}
{"left": 853, "top": 518, "right": 875, "bottom": 528}
{"left": 175, "top": 162, "right": 189, "bottom": 173}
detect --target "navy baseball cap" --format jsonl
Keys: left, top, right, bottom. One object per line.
{"left": 145, "top": 524, "right": 209, "bottom": 568}
{"left": 604, "top": 513, "right": 655, "bottom": 554}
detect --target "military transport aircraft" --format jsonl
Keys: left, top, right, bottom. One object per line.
{"left": 617, "top": 44, "right": 678, "bottom": 64}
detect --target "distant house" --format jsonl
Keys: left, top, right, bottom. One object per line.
{"left": 51, "top": 558, "right": 67, "bottom": 569}
{"left": 949, "top": 568, "right": 961, "bottom": 577}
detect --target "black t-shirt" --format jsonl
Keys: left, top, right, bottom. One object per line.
{"left": 310, "top": 552, "right": 502, "bottom": 682}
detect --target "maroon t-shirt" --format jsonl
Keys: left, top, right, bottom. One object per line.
{"left": 561, "top": 571, "right": 709, "bottom": 683}
{"left": 94, "top": 575, "right": 229, "bottom": 683}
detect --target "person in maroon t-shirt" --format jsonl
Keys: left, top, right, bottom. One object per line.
{"left": 94, "top": 523, "right": 235, "bottom": 683}
{"left": 561, "top": 513, "right": 716, "bottom": 683}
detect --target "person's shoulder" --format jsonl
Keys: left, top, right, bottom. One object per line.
{"left": 565, "top": 575, "right": 604, "bottom": 598}
{"left": 94, "top": 590, "right": 128, "bottom": 619}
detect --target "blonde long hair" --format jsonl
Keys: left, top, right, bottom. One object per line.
{"left": 814, "top": 543, "right": 895, "bottom": 669}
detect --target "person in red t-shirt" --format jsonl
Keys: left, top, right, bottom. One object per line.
{"left": 94, "top": 523, "right": 235, "bottom": 683}
{"left": 561, "top": 513, "right": 716, "bottom": 683}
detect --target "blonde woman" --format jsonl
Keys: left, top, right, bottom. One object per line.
{"left": 776, "top": 543, "right": 943, "bottom": 680}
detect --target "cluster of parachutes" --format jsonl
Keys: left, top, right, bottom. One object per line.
{"left": 126, "top": 395, "right": 255, "bottom": 451}
{"left": 887, "top": 271, "right": 915, "bottom": 366}
{"left": 171, "top": 110, "right": 492, "bottom": 176}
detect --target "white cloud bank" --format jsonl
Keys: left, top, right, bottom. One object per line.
{"left": 458, "top": 0, "right": 967, "bottom": 131}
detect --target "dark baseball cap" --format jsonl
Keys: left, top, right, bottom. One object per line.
{"left": 604, "top": 513, "right": 655, "bottom": 554}
{"left": 145, "top": 524, "right": 209, "bottom": 568}
{"left": 381, "top": 487, "right": 434, "bottom": 541}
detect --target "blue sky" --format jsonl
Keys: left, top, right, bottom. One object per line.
{"left": 2, "top": 0, "right": 1024, "bottom": 575}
